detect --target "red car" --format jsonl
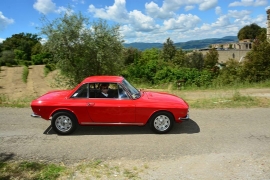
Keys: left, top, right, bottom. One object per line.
{"left": 31, "top": 76, "right": 189, "bottom": 135}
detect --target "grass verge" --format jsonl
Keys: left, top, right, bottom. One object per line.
{"left": 0, "top": 160, "right": 145, "bottom": 180}
{"left": 0, "top": 161, "right": 65, "bottom": 180}
{"left": 0, "top": 94, "right": 36, "bottom": 108}
{"left": 187, "top": 91, "right": 270, "bottom": 109}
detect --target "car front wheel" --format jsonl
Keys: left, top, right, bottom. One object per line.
{"left": 51, "top": 111, "right": 77, "bottom": 135}
{"left": 149, "top": 112, "right": 174, "bottom": 134}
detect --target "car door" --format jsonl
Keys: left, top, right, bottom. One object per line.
{"left": 86, "top": 83, "right": 136, "bottom": 123}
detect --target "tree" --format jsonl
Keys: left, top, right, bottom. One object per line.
{"left": 172, "top": 48, "right": 186, "bottom": 67}
{"left": 0, "top": 50, "right": 16, "bottom": 66}
{"left": 204, "top": 48, "right": 219, "bottom": 69}
{"left": 237, "top": 23, "right": 262, "bottom": 40}
{"left": 241, "top": 40, "right": 270, "bottom": 82}
{"left": 123, "top": 47, "right": 141, "bottom": 65}
{"left": 186, "top": 51, "right": 204, "bottom": 71}
{"left": 1, "top": 33, "right": 41, "bottom": 60}
{"left": 214, "top": 59, "right": 243, "bottom": 85}
{"left": 162, "top": 38, "right": 176, "bottom": 61}
{"left": 40, "top": 11, "right": 124, "bottom": 86}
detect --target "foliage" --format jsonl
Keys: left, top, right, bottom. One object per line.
{"left": 40, "top": 10, "right": 124, "bottom": 87}
{"left": 44, "top": 63, "right": 56, "bottom": 76}
{"left": 162, "top": 37, "right": 176, "bottom": 61}
{"left": 31, "top": 52, "right": 51, "bottom": 65}
{"left": 0, "top": 50, "right": 16, "bottom": 66}
{"left": 1, "top": 33, "right": 42, "bottom": 61}
{"left": 241, "top": 40, "right": 270, "bottom": 82}
{"left": 237, "top": 23, "right": 262, "bottom": 40}
{"left": 204, "top": 48, "right": 219, "bottom": 69}
{"left": 213, "top": 59, "right": 242, "bottom": 86}
{"left": 186, "top": 51, "right": 204, "bottom": 71}
{"left": 123, "top": 47, "right": 141, "bottom": 65}
{"left": 172, "top": 48, "right": 186, "bottom": 67}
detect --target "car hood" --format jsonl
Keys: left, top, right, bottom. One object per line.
{"left": 144, "top": 91, "right": 188, "bottom": 104}
{"left": 36, "top": 90, "right": 72, "bottom": 101}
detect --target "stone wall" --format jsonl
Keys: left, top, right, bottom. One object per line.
{"left": 201, "top": 50, "right": 250, "bottom": 63}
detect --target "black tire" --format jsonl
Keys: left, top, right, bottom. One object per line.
{"left": 51, "top": 111, "right": 77, "bottom": 135}
{"left": 149, "top": 111, "right": 174, "bottom": 134}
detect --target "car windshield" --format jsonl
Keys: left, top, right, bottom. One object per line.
{"left": 122, "top": 79, "right": 141, "bottom": 99}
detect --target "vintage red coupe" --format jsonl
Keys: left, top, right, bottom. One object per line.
{"left": 31, "top": 76, "right": 189, "bottom": 135}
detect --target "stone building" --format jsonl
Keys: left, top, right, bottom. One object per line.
{"left": 211, "top": 39, "right": 253, "bottom": 50}
{"left": 200, "top": 9, "right": 270, "bottom": 63}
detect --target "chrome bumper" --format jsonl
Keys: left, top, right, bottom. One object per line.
{"left": 179, "top": 114, "right": 190, "bottom": 121}
{"left": 31, "top": 113, "right": 41, "bottom": 118}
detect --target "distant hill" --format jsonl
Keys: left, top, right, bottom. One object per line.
{"left": 124, "top": 36, "right": 238, "bottom": 50}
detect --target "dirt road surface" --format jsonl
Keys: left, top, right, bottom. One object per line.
{"left": 1, "top": 107, "right": 270, "bottom": 179}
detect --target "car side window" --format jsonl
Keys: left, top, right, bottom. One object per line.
{"left": 89, "top": 83, "right": 98, "bottom": 98}
{"left": 118, "top": 84, "right": 129, "bottom": 99}
{"left": 71, "top": 83, "right": 88, "bottom": 98}
{"left": 96, "top": 83, "right": 119, "bottom": 98}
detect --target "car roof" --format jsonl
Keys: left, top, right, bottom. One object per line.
{"left": 81, "top": 76, "right": 124, "bottom": 83}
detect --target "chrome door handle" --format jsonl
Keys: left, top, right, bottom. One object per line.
{"left": 87, "top": 102, "right": 95, "bottom": 106}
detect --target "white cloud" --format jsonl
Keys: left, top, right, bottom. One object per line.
{"left": 0, "top": 11, "right": 14, "bottom": 31}
{"left": 145, "top": 1, "right": 175, "bottom": 19}
{"left": 199, "top": 0, "right": 218, "bottom": 11}
{"left": 89, "top": 0, "right": 158, "bottom": 32}
{"left": 88, "top": 0, "right": 129, "bottom": 23}
{"left": 185, "top": 6, "right": 195, "bottom": 11}
{"left": 211, "top": 15, "right": 231, "bottom": 27}
{"left": 33, "top": 0, "right": 56, "bottom": 14}
{"left": 215, "top": 6, "right": 222, "bottom": 15}
{"left": 33, "top": 0, "right": 73, "bottom": 15}
{"left": 87, "top": 0, "right": 268, "bottom": 43}
{"left": 55, "top": 7, "right": 74, "bottom": 15}
{"left": 163, "top": 14, "right": 201, "bottom": 31}
{"left": 228, "top": 10, "right": 251, "bottom": 19}
{"left": 129, "top": 10, "right": 158, "bottom": 32}
{"left": 229, "top": 0, "right": 268, "bottom": 7}
{"left": 72, "top": 0, "right": 84, "bottom": 4}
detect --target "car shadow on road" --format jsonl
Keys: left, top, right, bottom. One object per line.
{"left": 43, "top": 119, "right": 200, "bottom": 135}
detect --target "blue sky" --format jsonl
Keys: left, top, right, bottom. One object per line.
{"left": 0, "top": 0, "right": 269, "bottom": 43}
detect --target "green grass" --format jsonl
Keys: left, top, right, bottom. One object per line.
{"left": 188, "top": 91, "right": 270, "bottom": 109}
{"left": 0, "top": 94, "right": 36, "bottom": 108}
{"left": 0, "top": 161, "right": 66, "bottom": 180}
{"left": 0, "top": 159, "right": 146, "bottom": 180}
{"left": 22, "top": 65, "right": 29, "bottom": 83}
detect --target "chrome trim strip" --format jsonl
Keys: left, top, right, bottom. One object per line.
{"left": 81, "top": 122, "right": 144, "bottom": 125}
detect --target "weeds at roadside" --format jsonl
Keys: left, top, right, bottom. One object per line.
{"left": 188, "top": 91, "right": 269, "bottom": 109}
{"left": 0, "top": 161, "right": 65, "bottom": 180}
{"left": 0, "top": 94, "right": 36, "bottom": 108}
{"left": 0, "top": 159, "right": 145, "bottom": 180}
{"left": 22, "top": 65, "right": 29, "bottom": 83}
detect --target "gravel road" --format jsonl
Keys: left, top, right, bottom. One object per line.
{"left": 1, "top": 107, "right": 270, "bottom": 179}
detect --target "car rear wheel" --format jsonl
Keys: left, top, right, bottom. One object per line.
{"left": 149, "top": 112, "right": 174, "bottom": 134}
{"left": 51, "top": 111, "right": 77, "bottom": 135}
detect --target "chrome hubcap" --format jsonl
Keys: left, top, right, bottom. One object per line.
{"left": 55, "top": 115, "right": 72, "bottom": 132}
{"left": 154, "top": 115, "right": 170, "bottom": 131}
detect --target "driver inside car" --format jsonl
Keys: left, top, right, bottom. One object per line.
{"left": 98, "top": 83, "right": 112, "bottom": 98}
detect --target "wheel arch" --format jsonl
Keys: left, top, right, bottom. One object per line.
{"left": 50, "top": 109, "right": 78, "bottom": 122}
{"left": 147, "top": 110, "right": 175, "bottom": 123}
